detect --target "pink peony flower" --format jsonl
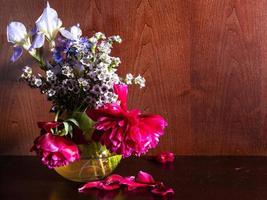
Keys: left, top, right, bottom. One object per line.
{"left": 87, "top": 84, "right": 167, "bottom": 157}
{"left": 31, "top": 122, "right": 80, "bottom": 169}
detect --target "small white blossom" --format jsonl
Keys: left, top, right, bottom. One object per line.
{"left": 95, "top": 32, "right": 106, "bottom": 40}
{"left": 23, "top": 66, "right": 32, "bottom": 74}
{"left": 89, "top": 36, "right": 97, "bottom": 44}
{"left": 34, "top": 78, "right": 42, "bottom": 87}
{"left": 62, "top": 65, "right": 74, "bottom": 78}
{"left": 110, "top": 74, "right": 120, "bottom": 84}
{"left": 112, "top": 57, "right": 121, "bottom": 66}
{"left": 95, "top": 99, "right": 104, "bottom": 108}
{"left": 99, "top": 53, "right": 111, "bottom": 64}
{"left": 125, "top": 73, "right": 134, "bottom": 84}
{"left": 109, "top": 35, "right": 122, "bottom": 43}
{"left": 96, "top": 62, "right": 108, "bottom": 69}
{"left": 97, "top": 73, "right": 107, "bottom": 81}
{"left": 91, "top": 84, "right": 101, "bottom": 95}
{"left": 80, "top": 57, "right": 92, "bottom": 66}
{"left": 134, "top": 75, "right": 146, "bottom": 88}
{"left": 47, "top": 89, "right": 56, "bottom": 97}
{"left": 98, "top": 41, "right": 111, "bottom": 54}
{"left": 100, "top": 84, "right": 109, "bottom": 94}
{"left": 78, "top": 78, "right": 88, "bottom": 87}
{"left": 46, "top": 70, "right": 54, "bottom": 77}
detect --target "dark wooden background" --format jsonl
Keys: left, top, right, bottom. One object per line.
{"left": 1, "top": 0, "right": 267, "bottom": 155}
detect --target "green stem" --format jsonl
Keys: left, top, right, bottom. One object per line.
{"left": 30, "top": 51, "right": 46, "bottom": 69}
{"left": 55, "top": 110, "right": 60, "bottom": 122}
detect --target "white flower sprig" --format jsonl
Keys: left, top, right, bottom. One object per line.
{"left": 9, "top": 2, "right": 146, "bottom": 113}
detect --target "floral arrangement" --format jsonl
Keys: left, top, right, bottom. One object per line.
{"left": 7, "top": 2, "right": 167, "bottom": 169}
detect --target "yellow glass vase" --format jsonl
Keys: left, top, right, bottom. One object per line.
{"left": 55, "top": 143, "right": 121, "bottom": 182}
{"left": 54, "top": 111, "right": 122, "bottom": 182}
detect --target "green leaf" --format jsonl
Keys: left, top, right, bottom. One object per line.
{"left": 71, "top": 112, "right": 94, "bottom": 135}
{"left": 63, "top": 122, "right": 70, "bottom": 136}
{"left": 66, "top": 118, "right": 80, "bottom": 127}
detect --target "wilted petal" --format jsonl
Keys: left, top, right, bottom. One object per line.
{"left": 31, "top": 32, "right": 45, "bottom": 48}
{"left": 135, "top": 171, "right": 155, "bottom": 184}
{"left": 156, "top": 152, "right": 175, "bottom": 164}
{"left": 37, "top": 121, "right": 61, "bottom": 132}
{"left": 100, "top": 183, "right": 121, "bottom": 191}
{"left": 78, "top": 171, "right": 174, "bottom": 197}
{"left": 151, "top": 187, "right": 175, "bottom": 197}
{"left": 104, "top": 174, "right": 124, "bottom": 184}
{"left": 126, "top": 182, "right": 150, "bottom": 191}
{"left": 7, "top": 22, "right": 28, "bottom": 44}
{"left": 78, "top": 181, "right": 102, "bottom": 192}
{"left": 78, "top": 175, "right": 123, "bottom": 192}
{"left": 35, "top": 2, "right": 62, "bottom": 40}
{"left": 10, "top": 46, "right": 23, "bottom": 62}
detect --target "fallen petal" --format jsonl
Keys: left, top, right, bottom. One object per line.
{"left": 151, "top": 187, "right": 175, "bottom": 197}
{"left": 78, "top": 171, "right": 174, "bottom": 197}
{"left": 105, "top": 174, "right": 124, "bottom": 184}
{"left": 135, "top": 171, "right": 155, "bottom": 184}
{"left": 78, "top": 181, "right": 102, "bottom": 192}
{"left": 100, "top": 183, "right": 121, "bottom": 191}
{"left": 156, "top": 152, "right": 175, "bottom": 164}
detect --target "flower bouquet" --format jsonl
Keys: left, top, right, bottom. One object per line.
{"left": 7, "top": 2, "right": 167, "bottom": 182}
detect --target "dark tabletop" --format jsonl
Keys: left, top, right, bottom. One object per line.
{"left": 1, "top": 156, "right": 267, "bottom": 200}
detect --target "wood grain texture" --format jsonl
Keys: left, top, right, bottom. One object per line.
{"left": 1, "top": 0, "right": 267, "bottom": 155}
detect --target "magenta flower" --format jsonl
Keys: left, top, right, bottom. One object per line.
{"left": 31, "top": 122, "right": 80, "bottom": 168}
{"left": 87, "top": 84, "right": 167, "bottom": 157}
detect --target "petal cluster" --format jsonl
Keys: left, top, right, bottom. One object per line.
{"left": 7, "top": 22, "right": 28, "bottom": 44}
{"left": 35, "top": 2, "right": 62, "bottom": 41}
{"left": 59, "top": 24, "right": 82, "bottom": 41}
{"left": 6, "top": 22, "right": 31, "bottom": 62}
{"left": 31, "top": 122, "right": 80, "bottom": 169}
{"left": 87, "top": 84, "right": 167, "bottom": 157}
{"left": 78, "top": 171, "right": 174, "bottom": 197}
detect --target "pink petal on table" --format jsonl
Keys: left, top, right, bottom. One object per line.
{"left": 117, "top": 175, "right": 149, "bottom": 191}
{"left": 79, "top": 174, "right": 124, "bottom": 192}
{"left": 78, "top": 171, "right": 174, "bottom": 197}
{"left": 126, "top": 182, "right": 151, "bottom": 191}
{"left": 100, "top": 183, "right": 121, "bottom": 191}
{"left": 151, "top": 187, "right": 175, "bottom": 197}
{"left": 135, "top": 171, "right": 155, "bottom": 184}
{"left": 156, "top": 152, "right": 175, "bottom": 164}
{"left": 78, "top": 181, "right": 102, "bottom": 192}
